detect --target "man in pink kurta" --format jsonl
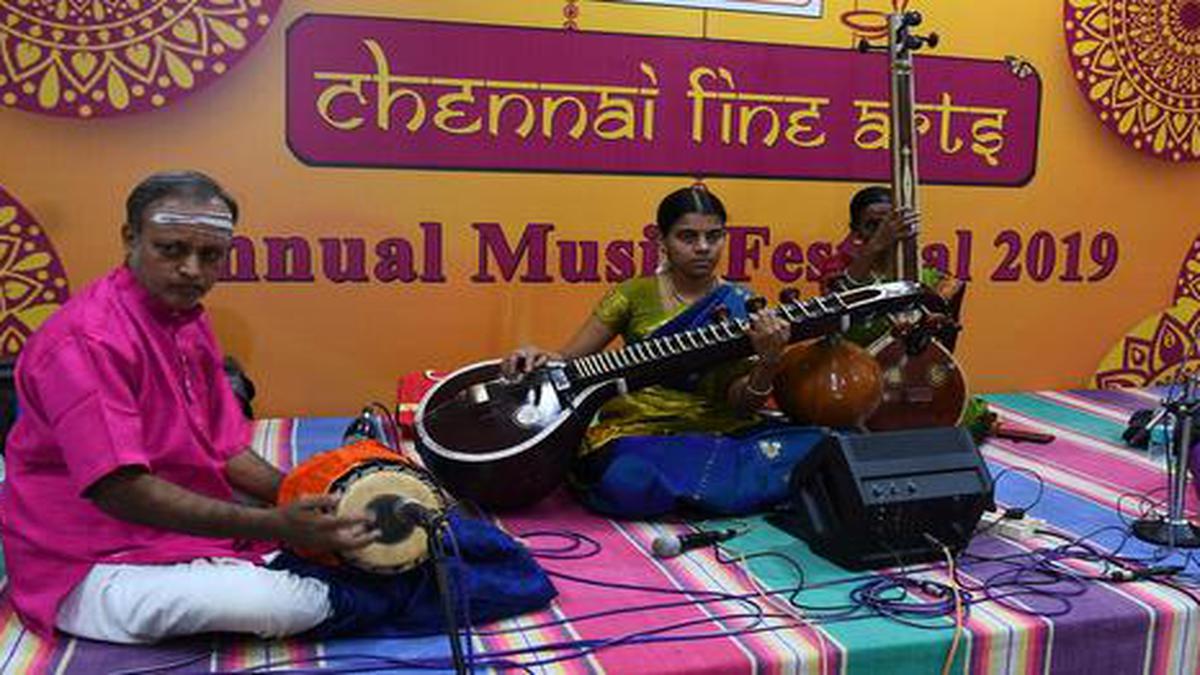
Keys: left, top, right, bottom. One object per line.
{"left": 4, "top": 264, "right": 261, "bottom": 635}
{"left": 1, "top": 171, "right": 375, "bottom": 643}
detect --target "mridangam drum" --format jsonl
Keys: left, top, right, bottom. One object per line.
{"left": 277, "top": 440, "right": 447, "bottom": 574}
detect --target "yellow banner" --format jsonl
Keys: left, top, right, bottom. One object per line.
{"left": 1, "top": 0, "right": 1198, "bottom": 416}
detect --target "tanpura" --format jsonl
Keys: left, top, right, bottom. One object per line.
{"left": 774, "top": 11, "right": 968, "bottom": 431}
{"left": 861, "top": 11, "right": 966, "bottom": 431}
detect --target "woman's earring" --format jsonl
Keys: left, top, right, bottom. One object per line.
{"left": 656, "top": 246, "right": 670, "bottom": 274}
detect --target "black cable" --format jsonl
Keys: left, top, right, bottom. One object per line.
{"left": 427, "top": 517, "right": 469, "bottom": 675}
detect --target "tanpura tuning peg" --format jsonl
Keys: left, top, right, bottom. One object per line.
{"left": 779, "top": 287, "right": 801, "bottom": 304}
{"left": 709, "top": 304, "right": 730, "bottom": 323}
{"left": 746, "top": 296, "right": 768, "bottom": 314}
{"left": 857, "top": 37, "right": 889, "bottom": 53}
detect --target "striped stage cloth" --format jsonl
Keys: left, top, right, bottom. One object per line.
{"left": 0, "top": 389, "right": 1197, "bottom": 674}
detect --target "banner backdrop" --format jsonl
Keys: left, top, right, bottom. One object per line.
{"left": 1, "top": 0, "right": 1197, "bottom": 416}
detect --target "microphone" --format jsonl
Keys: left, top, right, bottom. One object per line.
{"left": 651, "top": 528, "right": 741, "bottom": 558}
{"left": 1109, "top": 565, "right": 1183, "bottom": 582}
{"left": 393, "top": 498, "right": 439, "bottom": 528}
{"left": 342, "top": 405, "right": 401, "bottom": 450}
{"left": 1123, "top": 408, "right": 1160, "bottom": 448}
{"left": 365, "top": 494, "right": 441, "bottom": 542}
{"left": 1123, "top": 406, "right": 1184, "bottom": 449}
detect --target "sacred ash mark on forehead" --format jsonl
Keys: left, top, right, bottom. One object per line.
{"left": 147, "top": 210, "right": 234, "bottom": 235}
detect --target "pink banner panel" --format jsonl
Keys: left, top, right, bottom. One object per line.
{"left": 287, "top": 16, "right": 1041, "bottom": 185}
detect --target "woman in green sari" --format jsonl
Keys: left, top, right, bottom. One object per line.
{"left": 501, "top": 187, "right": 825, "bottom": 518}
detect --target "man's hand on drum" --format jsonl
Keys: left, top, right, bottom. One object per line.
{"left": 275, "top": 494, "right": 378, "bottom": 553}
{"left": 501, "top": 345, "right": 561, "bottom": 378}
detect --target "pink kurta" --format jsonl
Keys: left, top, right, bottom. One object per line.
{"left": 1, "top": 265, "right": 256, "bottom": 636}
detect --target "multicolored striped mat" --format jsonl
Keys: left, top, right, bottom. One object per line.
{"left": 1, "top": 390, "right": 1197, "bottom": 674}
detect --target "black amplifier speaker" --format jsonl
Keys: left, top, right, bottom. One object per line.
{"left": 768, "top": 427, "right": 994, "bottom": 570}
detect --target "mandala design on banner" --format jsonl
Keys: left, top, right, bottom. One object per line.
{"left": 0, "top": 0, "right": 281, "bottom": 118}
{"left": 1064, "top": 0, "right": 1200, "bottom": 161}
{"left": 1172, "top": 233, "right": 1200, "bottom": 302}
{"left": 1094, "top": 299, "right": 1200, "bottom": 388}
{"left": 0, "top": 185, "right": 69, "bottom": 358}
{"left": 1095, "top": 233, "right": 1200, "bottom": 387}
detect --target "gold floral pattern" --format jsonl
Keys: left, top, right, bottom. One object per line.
{"left": 0, "top": 0, "right": 280, "bottom": 118}
{"left": 1172, "top": 232, "right": 1200, "bottom": 302}
{"left": 562, "top": 0, "right": 580, "bottom": 30}
{"left": 1095, "top": 232, "right": 1200, "bottom": 387}
{"left": 1065, "top": 0, "right": 1200, "bottom": 161}
{"left": 0, "top": 185, "right": 69, "bottom": 357}
{"left": 1094, "top": 299, "right": 1200, "bottom": 387}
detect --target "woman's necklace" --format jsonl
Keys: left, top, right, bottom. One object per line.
{"left": 665, "top": 272, "right": 718, "bottom": 305}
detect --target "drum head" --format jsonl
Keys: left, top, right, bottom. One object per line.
{"left": 334, "top": 463, "right": 444, "bottom": 574}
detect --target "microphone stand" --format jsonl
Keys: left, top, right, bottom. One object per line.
{"left": 425, "top": 516, "right": 470, "bottom": 675}
{"left": 1132, "top": 376, "right": 1200, "bottom": 548}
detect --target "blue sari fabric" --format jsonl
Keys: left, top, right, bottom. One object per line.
{"left": 581, "top": 422, "right": 828, "bottom": 519}
{"left": 654, "top": 282, "right": 750, "bottom": 393}
{"left": 579, "top": 282, "right": 828, "bottom": 519}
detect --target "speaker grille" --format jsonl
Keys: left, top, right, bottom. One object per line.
{"left": 771, "top": 426, "right": 992, "bottom": 570}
